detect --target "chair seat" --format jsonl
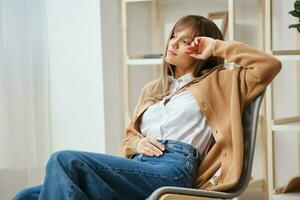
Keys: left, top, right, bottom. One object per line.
{"left": 159, "top": 194, "right": 226, "bottom": 200}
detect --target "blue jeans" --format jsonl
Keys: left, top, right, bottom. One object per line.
{"left": 13, "top": 139, "right": 201, "bottom": 200}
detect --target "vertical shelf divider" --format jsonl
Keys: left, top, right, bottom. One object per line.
{"left": 122, "top": 0, "right": 131, "bottom": 126}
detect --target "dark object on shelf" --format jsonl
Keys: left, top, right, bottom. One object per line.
{"left": 128, "top": 53, "right": 163, "bottom": 59}
{"left": 288, "top": 0, "right": 300, "bottom": 33}
{"left": 275, "top": 176, "right": 300, "bottom": 194}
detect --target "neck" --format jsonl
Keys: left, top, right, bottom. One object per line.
{"left": 174, "top": 67, "right": 193, "bottom": 79}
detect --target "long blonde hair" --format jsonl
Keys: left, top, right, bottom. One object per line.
{"left": 146, "top": 15, "right": 224, "bottom": 101}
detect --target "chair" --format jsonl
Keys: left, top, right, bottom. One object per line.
{"left": 146, "top": 89, "right": 266, "bottom": 200}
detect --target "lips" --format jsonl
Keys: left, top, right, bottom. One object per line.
{"left": 167, "top": 50, "right": 177, "bottom": 56}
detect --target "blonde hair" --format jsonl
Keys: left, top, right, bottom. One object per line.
{"left": 146, "top": 15, "right": 225, "bottom": 101}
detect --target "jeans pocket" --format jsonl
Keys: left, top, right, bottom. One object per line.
{"left": 173, "top": 151, "right": 190, "bottom": 161}
{"left": 172, "top": 152, "right": 195, "bottom": 172}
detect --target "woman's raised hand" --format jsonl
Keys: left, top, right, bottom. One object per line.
{"left": 185, "top": 36, "right": 216, "bottom": 60}
{"left": 136, "top": 136, "right": 165, "bottom": 157}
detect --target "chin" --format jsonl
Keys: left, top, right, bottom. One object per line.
{"left": 165, "top": 56, "right": 177, "bottom": 65}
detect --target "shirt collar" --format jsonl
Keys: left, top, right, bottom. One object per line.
{"left": 168, "top": 72, "right": 194, "bottom": 85}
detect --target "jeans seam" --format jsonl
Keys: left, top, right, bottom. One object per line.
{"left": 91, "top": 166, "right": 186, "bottom": 181}
{"left": 55, "top": 154, "right": 84, "bottom": 200}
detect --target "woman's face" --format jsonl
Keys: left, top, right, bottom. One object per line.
{"left": 165, "top": 27, "right": 197, "bottom": 74}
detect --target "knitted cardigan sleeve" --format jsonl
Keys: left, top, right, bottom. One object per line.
{"left": 212, "top": 40, "right": 282, "bottom": 104}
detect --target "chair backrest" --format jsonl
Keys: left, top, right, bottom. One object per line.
{"left": 225, "top": 89, "right": 266, "bottom": 197}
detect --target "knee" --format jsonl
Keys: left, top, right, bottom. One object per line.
{"left": 13, "top": 185, "right": 41, "bottom": 200}
{"left": 13, "top": 190, "right": 28, "bottom": 200}
{"left": 46, "top": 150, "right": 77, "bottom": 171}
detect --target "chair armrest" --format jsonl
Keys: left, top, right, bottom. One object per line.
{"left": 146, "top": 186, "right": 235, "bottom": 200}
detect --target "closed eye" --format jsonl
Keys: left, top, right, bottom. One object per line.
{"left": 183, "top": 40, "right": 191, "bottom": 45}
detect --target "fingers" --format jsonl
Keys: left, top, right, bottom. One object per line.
{"left": 185, "top": 37, "right": 214, "bottom": 60}
{"left": 148, "top": 138, "right": 165, "bottom": 151}
{"left": 145, "top": 138, "right": 165, "bottom": 156}
{"left": 186, "top": 38, "right": 202, "bottom": 54}
{"left": 144, "top": 142, "right": 163, "bottom": 156}
{"left": 184, "top": 46, "right": 198, "bottom": 55}
{"left": 137, "top": 137, "right": 165, "bottom": 157}
{"left": 194, "top": 37, "right": 201, "bottom": 45}
{"left": 185, "top": 45, "right": 204, "bottom": 59}
{"left": 143, "top": 146, "right": 157, "bottom": 156}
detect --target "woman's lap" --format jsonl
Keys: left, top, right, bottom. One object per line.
{"left": 13, "top": 139, "right": 201, "bottom": 200}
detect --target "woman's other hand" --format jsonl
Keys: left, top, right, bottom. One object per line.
{"left": 185, "top": 36, "right": 216, "bottom": 60}
{"left": 136, "top": 136, "right": 165, "bottom": 157}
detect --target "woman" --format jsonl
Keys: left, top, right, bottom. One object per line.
{"left": 13, "top": 15, "right": 281, "bottom": 200}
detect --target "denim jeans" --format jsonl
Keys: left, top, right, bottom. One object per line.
{"left": 13, "top": 139, "right": 202, "bottom": 200}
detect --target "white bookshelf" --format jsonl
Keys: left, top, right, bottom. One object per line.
{"left": 272, "top": 122, "right": 300, "bottom": 132}
{"left": 127, "top": 58, "right": 163, "bottom": 65}
{"left": 274, "top": 55, "right": 300, "bottom": 61}
{"left": 265, "top": 0, "right": 300, "bottom": 199}
{"left": 126, "top": 0, "right": 154, "bottom": 2}
{"left": 272, "top": 193, "right": 300, "bottom": 200}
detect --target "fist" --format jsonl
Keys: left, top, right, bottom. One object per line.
{"left": 184, "top": 36, "right": 216, "bottom": 60}
{"left": 136, "top": 136, "right": 165, "bottom": 157}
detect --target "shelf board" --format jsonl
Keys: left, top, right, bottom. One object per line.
{"left": 272, "top": 193, "right": 300, "bottom": 200}
{"left": 272, "top": 121, "right": 300, "bottom": 132}
{"left": 127, "top": 58, "right": 163, "bottom": 65}
{"left": 274, "top": 54, "right": 300, "bottom": 61}
{"left": 273, "top": 116, "right": 300, "bottom": 125}
{"left": 273, "top": 50, "right": 300, "bottom": 55}
{"left": 125, "top": 0, "right": 154, "bottom": 3}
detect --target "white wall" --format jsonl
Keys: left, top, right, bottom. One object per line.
{"left": 46, "top": 0, "right": 106, "bottom": 153}
{"left": 1, "top": 0, "right": 125, "bottom": 199}
{"left": 46, "top": 0, "right": 125, "bottom": 155}
{"left": 0, "top": 0, "right": 50, "bottom": 199}
{"left": 100, "top": 0, "right": 125, "bottom": 156}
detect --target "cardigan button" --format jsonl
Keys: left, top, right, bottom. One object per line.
{"left": 201, "top": 102, "right": 206, "bottom": 109}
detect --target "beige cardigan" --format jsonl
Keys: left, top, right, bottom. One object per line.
{"left": 119, "top": 40, "right": 282, "bottom": 191}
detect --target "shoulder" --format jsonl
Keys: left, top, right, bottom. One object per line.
{"left": 212, "top": 64, "right": 238, "bottom": 74}
{"left": 199, "top": 65, "right": 238, "bottom": 86}
{"left": 142, "top": 79, "right": 159, "bottom": 92}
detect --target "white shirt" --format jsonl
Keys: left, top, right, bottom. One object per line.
{"left": 140, "top": 72, "right": 213, "bottom": 156}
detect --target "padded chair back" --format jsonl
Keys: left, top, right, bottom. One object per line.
{"left": 225, "top": 89, "right": 266, "bottom": 197}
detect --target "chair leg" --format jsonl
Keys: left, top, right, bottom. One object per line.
{"left": 158, "top": 194, "right": 231, "bottom": 200}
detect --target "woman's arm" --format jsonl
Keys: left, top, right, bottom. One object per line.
{"left": 186, "top": 37, "right": 282, "bottom": 103}
{"left": 212, "top": 39, "right": 281, "bottom": 102}
{"left": 119, "top": 85, "right": 147, "bottom": 158}
{"left": 119, "top": 82, "right": 165, "bottom": 158}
